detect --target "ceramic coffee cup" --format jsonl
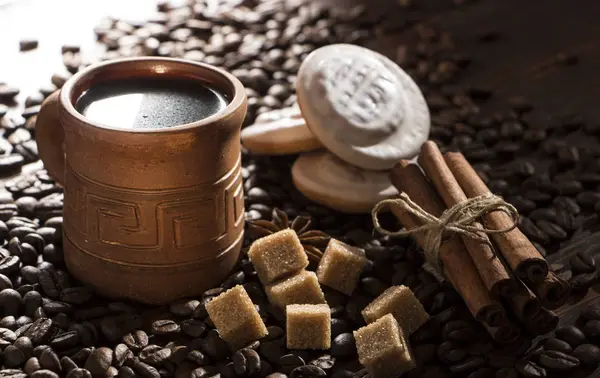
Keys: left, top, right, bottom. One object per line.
{"left": 36, "top": 57, "right": 247, "bottom": 304}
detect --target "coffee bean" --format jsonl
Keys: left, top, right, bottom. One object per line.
{"left": 4, "top": 345, "right": 27, "bottom": 367}
{"left": 544, "top": 338, "right": 572, "bottom": 353}
{"left": 290, "top": 365, "right": 326, "bottom": 378}
{"left": 443, "top": 320, "right": 476, "bottom": 343}
{"left": 518, "top": 217, "right": 549, "bottom": 243}
{"left": 202, "top": 329, "right": 229, "bottom": 361}
{"left": 450, "top": 356, "right": 485, "bottom": 375}
{"left": 50, "top": 331, "right": 79, "bottom": 350}
{"left": 555, "top": 325, "right": 586, "bottom": 347}
{"left": 24, "top": 318, "right": 53, "bottom": 345}
{"left": 169, "top": 299, "right": 200, "bottom": 316}
{"left": 60, "top": 287, "right": 93, "bottom": 305}
{"left": 60, "top": 356, "right": 77, "bottom": 373}
{"left": 571, "top": 344, "right": 600, "bottom": 366}
{"left": 331, "top": 333, "right": 355, "bottom": 357}
{"left": 0, "top": 288, "right": 22, "bottom": 316}
{"left": 553, "top": 196, "right": 581, "bottom": 214}
{"left": 31, "top": 370, "right": 59, "bottom": 378}
{"left": 569, "top": 249, "right": 596, "bottom": 274}
{"left": 140, "top": 345, "right": 171, "bottom": 366}
{"left": 515, "top": 360, "right": 547, "bottom": 378}
{"left": 151, "top": 319, "right": 180, "bottom": 336}
{"left": 535, "top": 220, "right": 567, "bottom": 240}
{"left": 39, "top": 348, "right": 61, "bottom": 372}
{"left": 24, "top": 357, "right": 42, "bottom": 375}
{"left": 84, "top": 347, "right": 113, "bottom": 378}
{"left": 538, "top": 350, "right": 579, "bottom": 371}
{"left": 132, "top": 360, "right": 160, "bottom": 378}
{"left": 66, "top": 369, "right": 93, "bottom": 378}
{"left": 122, "top": 330, "right": 148, "bottom": 353}
{"left": 570, "top": 271, "right": 597, "bottom": 291}
{"left": 437, "top": 341, "right": 467, "bottom": 363}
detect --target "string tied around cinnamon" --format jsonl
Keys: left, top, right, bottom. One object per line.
{"left": 372, "top": 192, "right": 519, "bottom": 272}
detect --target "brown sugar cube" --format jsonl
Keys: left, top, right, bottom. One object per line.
{"left": 286, "top": 304, "right": 331, "bottom": 350}
{"left": 206, "top": 285, "right": 268, "bottom": 349}
{"left": 248, "top": 229, "right": 309, "bottom": 284}
{"left": 362, "top": 285, "right": 429, "bottom": 335}
{"left": 316, "top": 238, "right": 367, "bottom": 295}
{"left": 354, "top": 314, "right": 415, "bottom": 378}
{"left": 265, "top": 270, "right": 326, "bottom": 308}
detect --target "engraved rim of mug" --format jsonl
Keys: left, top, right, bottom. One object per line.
{"left": 59, "top": 57, "right": 247, "bottom": 134}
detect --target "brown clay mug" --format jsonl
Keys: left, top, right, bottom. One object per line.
{"left": 36, "top": 57, "right": 247, "bottom": 304}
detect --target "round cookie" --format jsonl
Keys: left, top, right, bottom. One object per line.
{"left": 291, "top": 151, "right": 398, "bottom": 214}
{"left": 296, "top": 44, "right": 430, "bottom": 171}
{"left": 241, "top": 105, "right": 322, "bottom": 155}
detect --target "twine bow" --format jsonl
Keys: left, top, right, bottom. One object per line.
{"left": 371, "top": 193, "right": 519, "bottom": 272}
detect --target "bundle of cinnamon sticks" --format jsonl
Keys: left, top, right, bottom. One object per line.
{"left": 380, "top": 141, "right": 571, "bottom": 344}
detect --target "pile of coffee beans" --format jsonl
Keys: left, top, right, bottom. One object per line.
{"left": 2, "top": 0, "right": 600, "bottom": 377}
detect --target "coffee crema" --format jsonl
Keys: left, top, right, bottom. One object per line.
{"left": 75, "top": 78, "right": 228, "bottom": 129}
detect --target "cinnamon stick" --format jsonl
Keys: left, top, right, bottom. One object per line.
{"left": 483, "top": 322, "right": 521, "bottom": 344}
{"left": 505, "top": 282, "right": 541, "bottom": 324}
{"left": 418, "top": 141, "right": 518, "bottom": 297}
{"left": 530, "top": 271, "right": 571, "bottom": 310}
{"left": 389, "top": 160, "right": 506, "bottom": 327}
{"left": 444, "top": 151, "right": 549, "bottom": 283}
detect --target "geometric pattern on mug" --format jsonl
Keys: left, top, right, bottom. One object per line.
{"left": 65, "top": 163, "right": 243, "bottom": 250}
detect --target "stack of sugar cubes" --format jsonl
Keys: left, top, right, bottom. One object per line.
{"left": 205, "top": 228, "right": 430, "bottom": 378}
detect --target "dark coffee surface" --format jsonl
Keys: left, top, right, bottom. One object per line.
{"left": 75, "top": 78, "right": 227, "bottom": 129}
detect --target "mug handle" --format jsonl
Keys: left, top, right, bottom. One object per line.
{"left": 36, "top": 91, "right": 65, "bottom": 185}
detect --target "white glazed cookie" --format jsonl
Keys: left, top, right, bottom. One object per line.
{"left": 296, "top": 44, "right": 430, "bottom": 170}
{"left": 241, "top": 105, "right": 322, "bottom": 155}
{"left": 291, "top": 151, "right": 398, "bottom": 214}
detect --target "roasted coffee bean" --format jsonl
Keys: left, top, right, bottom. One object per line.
{"left": 538, "top": 350, "right": 579, "bottom": 370}
{"left": 140, "top": 345, "right": 171, "bottom": 366}
{"left": 132, "top": 360, "right": 160, "bottom": 378}
{"left": 553, "top": 196, "right": 581, "bottom": 214}
{"left": 555, "top": 324, "right": 586, "bottom": 347}
{"left": 4, "top": 345, "right": 27, "bottom": 367}
{"left": 202, "top": 329, "right": 229, "bottom": 361}
{"left": 24, "top": 318, "right": 53, "bottom": 345}
{"left": 122, "top": 330, "right": 148, "bottom": 353}
{"left": 443, "top": 320, "right": 476, "bottom": 343}
{"left": 569, "top": 249, "right": 596, "bottom": 274}
{"left": 60, "top": 287, "right": 93, "bottom": 305}
{"left": 450, "top": 356, "right": 485, "bottom": 375}
{"left": 437, "top": 341, "right": 467, "bottom": 363}
{"left": 181, "top": 319, "right": 206, "bottom": 338}
{"left": 572, "top": 344, "right": 600, "bottom": 366}
{"left": 583, "top": 320, "right": 600, "bottom": 340}
{"left": 570, "top": 271, "right": 598, "bottom": 291}
{"left": 518, "top": 217, "right": 549, "bottom": 243}
{"left": 580, "top": 304, "right": 600, "bottom": 321}
{"left": 39, "top": 348, "right": 61, "bottom": 372}
{"left": 515, "top": 360, "right": 546, "bottom": 377}
{"left": 0, "top": 255, "right": 20, "bottom": 275}
{"left": 331, "top": 333, "right": 355, "bottom": 357}
{"left": 535, "top": 220, "right": 567, "bottom": 240}
{"left": 290, "top": 365, "right": 326, "bottom": 378}
{"left": 169, "top": 299, "right": 200, "bottom": 316}
{"left": 66, "top": 369, "right": 93, "bottom": 378}
{"left": 576, "top": 191, "right": 600, "bottom": 207}
{"left": 60, "top": 356, "right": 78, "bottom": 374}
{"left": 31, "top": 370, "right": 59, "bottom": 378}
{"left": 0, "top": 288, "right": 22, "bottom": 316}
{"left": 84, "top": 347, "right": 113, "bottom": 377}
{"left": 544, "top": 337, "right": 572, "bottom": 353}
{"left": 50, "top": 331, "right": 79, "bottom": 350}
{"left": 24, "top": 357, "right": 42, "bottom": 375}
